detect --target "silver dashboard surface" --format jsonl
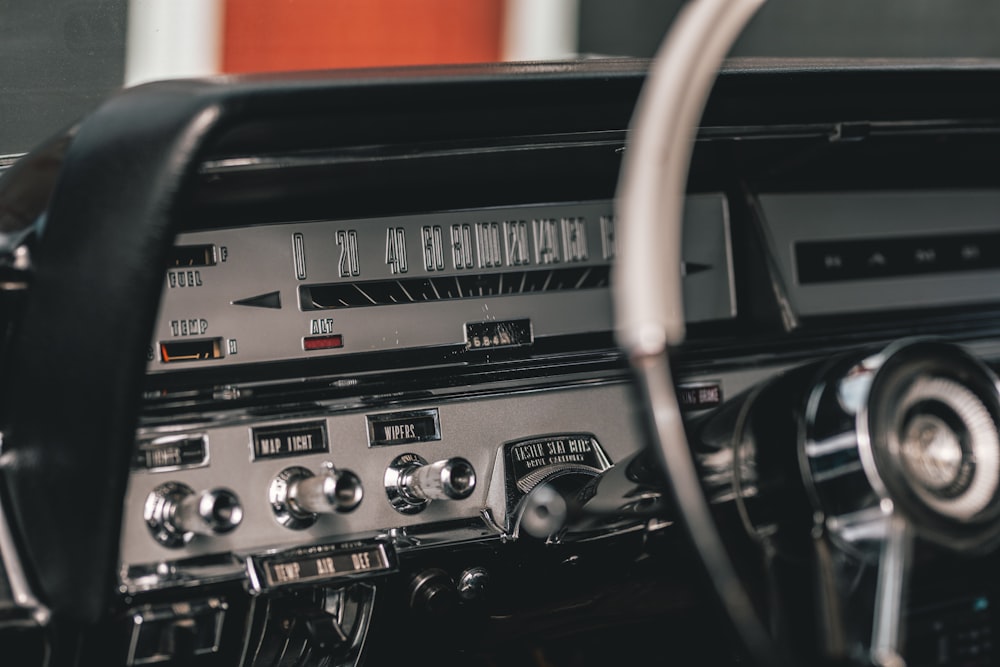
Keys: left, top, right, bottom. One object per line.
{"left": 124, "top": 193, "right": 737, "bottom": 591}
{"left": 123, "top": 381, "right": 641, "bottom": 581}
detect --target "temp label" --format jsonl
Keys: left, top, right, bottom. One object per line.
{"left": 169, "top": 318, "right": 209, "bottom": 337}
{"left": 252, "top": 421, "right": 328, "bottom": 460}
{"left": 367, "top": 409, "right": 441, "bottom": 447}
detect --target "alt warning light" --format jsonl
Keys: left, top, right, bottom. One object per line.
{"left": 303, "top": 334, "right": 344, "bottom": 351}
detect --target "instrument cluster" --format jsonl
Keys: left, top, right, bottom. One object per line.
{"left": 149, "top": 196, "right": 736, "bottom": 372}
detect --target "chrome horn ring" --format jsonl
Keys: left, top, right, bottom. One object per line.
{"left": 861, "top": 341, "right": 1000, "bottom": 546}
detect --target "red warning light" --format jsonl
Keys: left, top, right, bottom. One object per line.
{"left": 302, "top": 334, "right": 344, "bottom": 351}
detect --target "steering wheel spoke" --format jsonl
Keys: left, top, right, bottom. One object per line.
{"left": 870, "top": 513, "right": 913, "bottom": 667}
{"left": 816, "top": 506, "right": 914, "bottom": 666}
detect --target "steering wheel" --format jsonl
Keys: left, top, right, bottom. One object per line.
{"left": 614, "top": 2, "right": 1000, "bottom": 666}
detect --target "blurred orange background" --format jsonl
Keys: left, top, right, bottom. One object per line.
{"left": 223, "top": 0, "right": 505, "bottom": 73}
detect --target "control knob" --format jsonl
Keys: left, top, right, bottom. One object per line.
{"left": 144, "top": 482, "right": 244, "bottom": 548}
{"left": 269, "top": 462, "right": 364, "bottom": 529}
{"left": 384, "top": 454, "right": 477, "bottom": 514}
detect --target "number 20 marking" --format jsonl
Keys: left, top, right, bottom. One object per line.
{"left": 337, "top": 230, "right": 360, "bottom": 277}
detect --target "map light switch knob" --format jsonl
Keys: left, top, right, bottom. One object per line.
{"left": 289, "top": 464, "right": 364, "bottom": 515}
{"left": 270, "top": 463, "right": 364, "bottom": 530}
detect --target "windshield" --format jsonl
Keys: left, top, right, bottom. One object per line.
{"left": 3, "top": 0, "right": 1000, "bottom": 155}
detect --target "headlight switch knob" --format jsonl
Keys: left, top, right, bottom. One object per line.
{"left": 144, "top": 482, "right": 244, "bottom": 548}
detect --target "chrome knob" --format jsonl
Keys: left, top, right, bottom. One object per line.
{"left": 402, "top": 457, "right": 476, "bottom": 501}
{"left": 269, "top": 463, "right": 363, "bottom": 530}
{"left": 145, "top": 482, "right": 243, "bottom": 548}
{"left": 385, "top": 454, "right": 477, "bottom": 514}
{"left": 457, "top": 566, "right": 490, "bottom": 602}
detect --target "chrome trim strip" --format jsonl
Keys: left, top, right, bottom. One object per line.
{"left": 138, "top": 368, "right": 631, "bottom": 435}
{"left": 0, "top": 153, "right": 25, "bottom": 173}
{"left": 199, "top": 135, "right": 628, "bottom": 174}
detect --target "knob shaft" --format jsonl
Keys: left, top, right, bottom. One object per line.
{"left": 401, "top": 457, "right": 476, "bottom": 502}
{"left": 174, "top": 488, "right": 244, "bottom": 535}
{"left": 270, "top": 464, "right": 364, "bottom": 530}
{"left": 289, "top": 466, "right": 364, "bottom": 515}
{"left": 385, "top": 454, "right": 477, "bottom": 514}
{"left": 145, "top": 482, "right": 243, "bottom": 547}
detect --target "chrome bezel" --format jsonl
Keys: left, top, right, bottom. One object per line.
{"left": 268, "top": 466, "right": 319, "bottom": 530}
{"left": 143, "top": 481, "right": 196, "bottom": 548}
{"left": 383, "top": 454, "right": 429, "bottom": 515}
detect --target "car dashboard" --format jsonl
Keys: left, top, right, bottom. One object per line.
{"left": 3, "top": 58, "right": 1000, "bottom": 667}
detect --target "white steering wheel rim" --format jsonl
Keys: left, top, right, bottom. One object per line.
{"left": 612, "top": 0, "right": 778, "bottom": 664}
